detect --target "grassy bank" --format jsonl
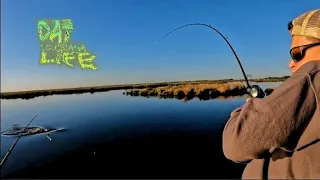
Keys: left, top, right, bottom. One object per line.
{"left": 124, "top": 82, "right": 247, "bottom": 101}
{"left": 0, "top": 76, "right": 288, "bottom": 100}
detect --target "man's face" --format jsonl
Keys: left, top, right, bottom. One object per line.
{"left": 288, "top": 36, "right": 308, "bottom": 73}
{"left": 288, "top": 35, "right": 320, "bottom": 73}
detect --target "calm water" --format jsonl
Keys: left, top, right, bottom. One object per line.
{"left": 0, "top": 82, "right": 281, "bottom": 178}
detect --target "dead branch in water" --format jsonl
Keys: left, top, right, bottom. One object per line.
{"left": 0, "top": 115, "right": 39, "bottom": 170}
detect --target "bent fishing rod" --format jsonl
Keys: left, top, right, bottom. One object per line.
{"left": 157, "top": 23, "right": 265, "bottom": 98}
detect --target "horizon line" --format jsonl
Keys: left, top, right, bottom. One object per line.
{"left": 1, "top": 75, "right": 289, "bottom": 93}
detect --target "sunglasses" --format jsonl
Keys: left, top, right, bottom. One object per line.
{"left": 289, "top": 42, "right": 320, "bottom": 63}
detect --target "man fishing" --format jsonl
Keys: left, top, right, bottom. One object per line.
{"left": 222, "top": 9, "right": 320, "bottom": 179}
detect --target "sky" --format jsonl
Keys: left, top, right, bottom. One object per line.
{"left": 1, "top": 0, "right": 319, "bottom": 92}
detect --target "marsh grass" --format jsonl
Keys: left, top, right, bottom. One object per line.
{"left": 125, "top": 82, "right": 247, "bottom": 101}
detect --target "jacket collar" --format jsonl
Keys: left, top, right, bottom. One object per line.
{"left": 295, "top": 60, "right": 320, "bottom": 75}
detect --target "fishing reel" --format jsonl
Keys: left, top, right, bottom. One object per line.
{"left": 247, "top": 85, "right": 265, "bottom": 98}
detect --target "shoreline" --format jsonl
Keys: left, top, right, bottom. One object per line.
{"left": 1, "top": 76, "right": 288, "bottom": 100}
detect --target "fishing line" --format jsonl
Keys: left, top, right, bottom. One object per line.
{"left": 156, "top": 23, "right": 252, "bottom": 89}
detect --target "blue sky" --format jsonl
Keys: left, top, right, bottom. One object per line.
{"left": 1, "top": 0, "right": 319, "bottom": 92}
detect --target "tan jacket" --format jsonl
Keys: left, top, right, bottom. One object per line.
{"left": 222, "top": 61, "right": 320, "bottom": 179}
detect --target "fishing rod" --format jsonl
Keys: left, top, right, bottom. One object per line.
{"left": 157, "top": 23, "right": 265, "bottom": 98}
{"left": 0, "top": 114, "right": 38, "bottom": 170}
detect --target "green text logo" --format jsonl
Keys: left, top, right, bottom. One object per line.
{"left": 38, "top": 19, "right": 97, "bottom": 70}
